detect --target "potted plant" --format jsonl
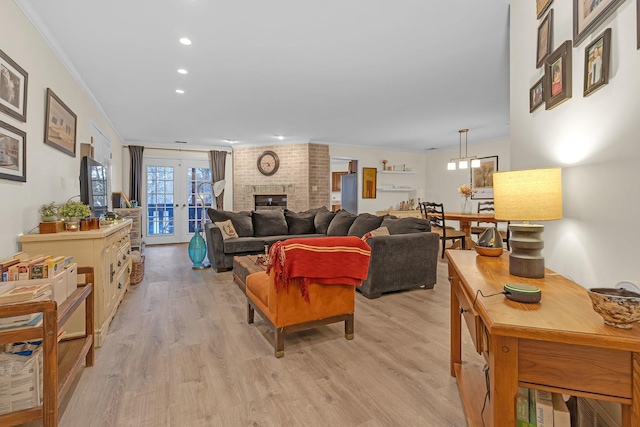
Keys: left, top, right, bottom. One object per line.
{"left": 60, "top": 201, "right": 91, "bottom": 231}
{"left": 38, "top": 202, "right": 59, "bottom": 222}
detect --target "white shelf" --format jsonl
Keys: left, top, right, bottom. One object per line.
{"left": 379, "top": 170, "right": 416, "bottom": 175}
{"left": 376, "top": 187, "right": 415, "bottom": 192}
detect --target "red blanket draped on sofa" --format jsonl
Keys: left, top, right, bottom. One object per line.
{"left": 266, "top": 236, "right": 371, "bottom": 302}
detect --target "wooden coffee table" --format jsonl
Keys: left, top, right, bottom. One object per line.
{"left": 232, "top": 255, "right": 267, "bottom": 294}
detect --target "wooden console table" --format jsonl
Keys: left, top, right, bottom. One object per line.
{"left": 447, "top": 250, "right": 640, "bottom": 426}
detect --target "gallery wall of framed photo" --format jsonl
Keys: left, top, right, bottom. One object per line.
{"left": 530, "top": 0, "right": 636, "bottom": 114}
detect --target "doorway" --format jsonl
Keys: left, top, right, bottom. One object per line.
{"left": 144, "top": 158, "right": 212, "bottom": 245}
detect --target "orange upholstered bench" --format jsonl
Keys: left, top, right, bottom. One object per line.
{"left": 246, "top": 236, "right": 369, "bottom": 358}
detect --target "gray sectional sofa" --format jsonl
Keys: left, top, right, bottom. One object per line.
{"left": 204, "top": 207, "right": 439, "bottom": 298}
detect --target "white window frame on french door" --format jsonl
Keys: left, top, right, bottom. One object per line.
{"left": 143, "top": 157, "right": 212, "bottom": 245}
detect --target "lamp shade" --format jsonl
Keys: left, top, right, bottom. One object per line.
{"left": 494, "top": 168, "right": 562, "bottom": 221}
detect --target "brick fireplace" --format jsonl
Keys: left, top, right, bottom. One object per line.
{"left": 232, "top": 143, "right": 330, "bottom": 211}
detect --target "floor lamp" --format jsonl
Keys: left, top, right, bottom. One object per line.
{"left": 188, "top": 179, "right": 226, "bottom": 270}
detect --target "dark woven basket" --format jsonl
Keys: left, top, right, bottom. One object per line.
{"left": 130, "top": 255, "right": 145, "bottom": 285}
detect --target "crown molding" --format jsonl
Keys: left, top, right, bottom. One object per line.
{"left": 15, "top": 0, "right": 124, "bottom": 143}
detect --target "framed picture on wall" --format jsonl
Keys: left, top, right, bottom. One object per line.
{"left": 44, "top": 88, "right": 77, "bottom": 157}
{"left": 0, "top": 48, "right": 28, "bottom": 123}
{"left": 362, "top": 167, "right": 377, "bottom": 199}
{"left": 471, "top": 156, "right": 498, "bottom": 200}
{"left": 0, "top": 119, "right": 26, "bottom": 182}
{"left": 544, "top": 41, "right": 572, "bottom": 110}
{"left": 537, "top": 0, "right": 553, "bottom": 19}
{"left": 584, "top": 28, "right": 611, "bottom": 97}
{"left": 573, "top": 0, "right": 625, "bottom": 46}
{"left": 530, "top": 77, "right": 545, "bottom": 112}
{"left": 537, "top": 9, "right": 553, "bottom": 68}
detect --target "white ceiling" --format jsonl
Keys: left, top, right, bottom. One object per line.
{"left": 18, "top": 0, "right": 510, "bottom": 152}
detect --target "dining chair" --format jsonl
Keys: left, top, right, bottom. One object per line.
{"left": 421, "top": 201, "right": 466, "bottom": 258}
{"left": 470, "top": 200, "right": 510, "bottom": 250}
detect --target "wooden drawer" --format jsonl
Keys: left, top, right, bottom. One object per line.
{"left": 456, "top": 286, "right": 484, "bottom": 355}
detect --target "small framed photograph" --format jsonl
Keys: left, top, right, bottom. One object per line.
{"left": 530, "top": 77, "right": 545, "bottom": 112}
{"left": 537, "top": 0, "right": 553, "bottom": 19}
{"left": 0, "top": 49, "right": 28, "bottom": 123}
{"left": 471, "top": 156, "right": 498, "bottom": 200}
{"left": 544, "top": 41, "right": 572, "bottom": 110}
{"left": 44, "top": 88, "right": 77, "bottom": 157}
{"left": 584, "top": 28, "right": 611, "bottom": 97}
{"left": 574, "top": 0, "right": 625, "bottom": 47}
{"left": 362, "top": 167, "right": 377, "bottom": 199}
{"left": 537, "top": 9, "right": 554, "bottom": 68}
{"left": 0, "top": 119, "right": 26, "bottom": 182}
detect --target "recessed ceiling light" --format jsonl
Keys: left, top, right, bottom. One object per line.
{"left": 179, "top": 38, "right": 192, "bottom": 46}
{"left": 275, "top": 135, "right": 285, "bottom": 140}
{"left": 176, "top": 89, "right": 185, "bottom": 94}
{"left": 224, "top": 139, "right": 237, "bottom": 144}
{"left": 177, "top": 69, "right": 188, "bottom": 74}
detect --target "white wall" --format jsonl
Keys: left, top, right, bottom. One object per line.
{"left": 329, "top": 145, "right": 427, "bottom": 214}
{"left": 0, "top": 2, "right": 124, "bottom": 256}
{"left": 511, "top": 2, "right": 640, "bottom": 287}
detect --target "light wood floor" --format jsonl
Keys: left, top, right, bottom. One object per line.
{"left": 32, "top": 245, "right": 484, "bottom": 426}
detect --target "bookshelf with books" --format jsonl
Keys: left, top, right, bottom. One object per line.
{"left": 20, "top": 219, "right": 132, "bottom": 347}
{"left": 0, "top": 267, "right": 94, "bottom": 427}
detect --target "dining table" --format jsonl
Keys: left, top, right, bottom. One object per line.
{"left": 430, "top": 212, "right": 497, "bottom": 250}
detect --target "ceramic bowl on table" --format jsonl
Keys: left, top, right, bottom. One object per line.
{"left": 587, "top": 288, "right": 640, "bottom": 329}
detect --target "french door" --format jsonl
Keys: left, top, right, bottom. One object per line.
{"left": 144, "top": 158, "right": 213, "bottom": 245}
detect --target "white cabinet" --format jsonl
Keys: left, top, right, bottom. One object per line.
{"left": 20, "top": 220, "right": 132, "bottom": 347}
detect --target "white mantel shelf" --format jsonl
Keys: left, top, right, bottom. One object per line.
{"left": 376, "top": 187, "right": 415, "bottom": 192}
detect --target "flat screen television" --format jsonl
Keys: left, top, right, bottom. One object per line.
{"left": 80, "top": 156, "right": 108, "bottom": 218}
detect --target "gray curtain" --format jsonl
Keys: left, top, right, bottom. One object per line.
{"left": 128, "top": 146, "right": 144, "bottom": 204}
{"left": 209, "top": 150, "right": 227, "bottom": 210}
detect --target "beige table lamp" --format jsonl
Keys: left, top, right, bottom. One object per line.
{"left": 493, "top": 168, "right": 562, "bottom": 278}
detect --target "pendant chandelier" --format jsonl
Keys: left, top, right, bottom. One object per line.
{"left": 447, "top": 129, "right": 481, "bottom": 170}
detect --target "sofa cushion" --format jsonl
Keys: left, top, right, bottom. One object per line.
{"left": 208, "top": 209, "right": 253, "bottom": 237}
{"left": 252, "top": 210, "right": 289, "bottom": 237}
{"left": 381, "top": 217, "right": 431, "bottom": 235}
{"left": 262, "top": 234, "right": 326, "bottom": 246}
{"left": 348, "top": 213, "right": 384, "bottom": 237}
{"left": 314, "top": 210, "right": 335, "bottom": 234}
{"left": 214, "top": 219, "right": 238, "bottom": 240}
{"left": 223, "top": 237, "right": 267, "bottom": 254}
{"left": 327, "top": 210, "right": 357, "bottom": 236}
{"left": 284, "top": 210, "right": 316, "bottom": 235}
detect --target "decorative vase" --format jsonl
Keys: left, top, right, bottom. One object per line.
{"left": 41, "top": 215, "right": 57, "bottom": 222}
{"left": 188, "top": 227, "right": 209, "bottom": 270}
{"left": 461, "top": 197, "right": 472, "bottom": 214}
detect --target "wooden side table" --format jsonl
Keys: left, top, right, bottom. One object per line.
{"left": 232, "top": 255, "right": 267, "bottom": 294}
{"left": 447, "top": 250, "right": 640, "bottom": 426}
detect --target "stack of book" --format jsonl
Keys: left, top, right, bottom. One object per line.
{"left": 0, "top": 283, "right": 52, "bottom": 331}
{"left": 0, "top": 252, "right": 72, "bottom": 282}
{"left": 517, "top": 387, "right": 571, "bottom": 427}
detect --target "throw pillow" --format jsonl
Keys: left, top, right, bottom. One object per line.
{"left": 361, "top": 226, "right": 390, "bottom": 242}
{"left": 214, "top": 220, "right": 238, "bottom": 240}
{"left": 252, "top": 210, "right": 289, "bottom": 237}
{"left": 314, "top": 210, "right": 335, "bottom": 234}
{"left": 327, "top": 210, "right": 357, "bottom": 236}
{"left": 207, "top": 209, "right": 253, "bottom": 237}
{"left": 380, "top": 217, "right": 431, "bottom": 235}
{"left": 347, "top": 213, "right": 384, "bottom": 237}
{"left": 284, "top": 210, "right": 316, "bottom": 234}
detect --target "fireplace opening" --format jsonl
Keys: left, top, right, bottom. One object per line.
{"left": 254, "top": 194, "right": 287, "bottom": 211}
